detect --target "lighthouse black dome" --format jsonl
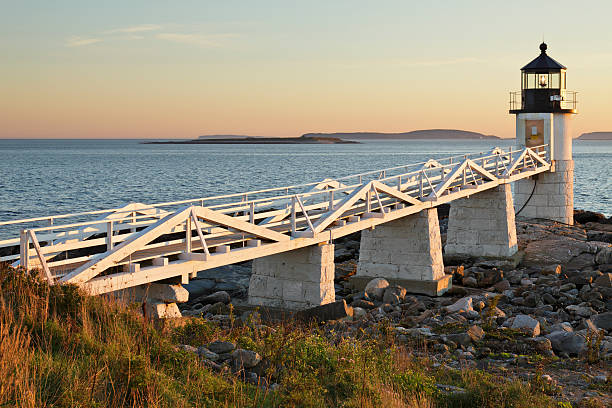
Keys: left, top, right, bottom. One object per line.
{"left": 521, "top": 42, "right": 566, "bottom": 71}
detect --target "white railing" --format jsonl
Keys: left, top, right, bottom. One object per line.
{"left": 1, "top": 144, "right": 551, "bottom": 287}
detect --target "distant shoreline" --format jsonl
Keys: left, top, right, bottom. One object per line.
{"left": 143, "top": 136, "right": 359, "bottom": 145}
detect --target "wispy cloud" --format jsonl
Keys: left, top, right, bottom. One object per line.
{"left": 106, "top": 24, "right": 162, "bottom": 34}
{"left": 399, "top": 57, "right": 483, "bottom": 67}
{"left": 156, "top": 32, "right": 238, "bottom": 47}
{"left": 65, "top": 36, "right": 102, "bottom": 47}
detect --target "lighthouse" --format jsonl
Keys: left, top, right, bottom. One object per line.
{"left": 510, "top": 42, "right": 577, "bottom": 225}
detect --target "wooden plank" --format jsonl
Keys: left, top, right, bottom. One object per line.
{"left": 371, "top": 181, "right": 423, "bottom": 206}
{"left": 28, "top": 230, "right": 54, "bottom": 284}
{"left": 312, "top": 182, "right": 372, "bottom": 233}
{"left": 192, "top": 206, "right": 290, "bottom": 242}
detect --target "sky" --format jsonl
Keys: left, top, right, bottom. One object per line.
{"left": 1, "top": 1, "right": 611, "bottom": 139}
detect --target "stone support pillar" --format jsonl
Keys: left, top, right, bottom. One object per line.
{"left": 514, "top": 160, "right": 574, "bottom": 225}
{"left": 248, "top": 243, "right": 335, "bottom": 310}
{"left": 445, "top": 184, "right": 518, "bottom": 258}
{"left": 353, "top": 208, "right": 451, "bottom": 296}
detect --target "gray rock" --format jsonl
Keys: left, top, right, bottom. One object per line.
{"left": 207, "top": 340, "right": 236, "bottom": 354}
{"left": 445, "top": 296, "right": 474, "bottom": 313}
{"left": 526, "top": 337, "right": 552, "bottom": 352}
{"left": 591, "top": 312, "right": 612, "bottom": 330}
{"left": 383, "top": 285, "right": 407, "bottom": 304}
{"left": 560, "top": 283, "right": 576, "bottom": 292}
{"left": 232, "top": 349, "right": 262, "bottom": 369}
{"left": 542, "top": 293, "right": 557, "bottom": 305}
{"left": 194, "top": 291, "right": 231, "bottom": 305}
{"left": 364, "top": 278, "right": 389, "bottom": 300}
{"left": 594, "top": 273, "right": 612, "bottom": 288}
{"left": 353, "top": 307, "right": 367, "bottom": 319}
{"left": 493, "top": 279, "right": 511, "bottom": 292}
{"left": 511, "top": 314, "right": 541, "bottom": 337}
{"left": 546, "top": 331, "right": 586, "bottom": 355}
{"left": 541, "top": 264, "right": 562, "bottom": 275}
{"left": 548, "top": 322, "right": 573, "bottom": 333}
{"left": 463, "top": 276, "right": 478, "bottom": 287}
{"left": 197, "top": 347, "right": 219, "bottom": 361}
{"left": 179, "top": 344, "right": 198, "bottom": 353}
{"left": 352, "top": 299, "right": 376, "bottom": 309}
{"left": 595, "top": 247, "right": 612, "bottom": 265}
{"left": 566, "top": 305, "right": 594, "bottom": 318}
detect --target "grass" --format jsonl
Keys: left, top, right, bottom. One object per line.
{"left": 0, "top": 264, "right": 573, "bottom": 407}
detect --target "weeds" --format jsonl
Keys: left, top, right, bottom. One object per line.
{"left": 0, "top": 265, "right": 573, "bottom": 407}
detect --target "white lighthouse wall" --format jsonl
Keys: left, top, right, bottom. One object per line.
{"left": 552, "top": 113, "right": 573, "bottom": 160}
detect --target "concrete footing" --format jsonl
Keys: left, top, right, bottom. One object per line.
{"left": 115, "top": 283, "right": 189, "bottom": 319}
{"left": 445, "top": 184, "right": 518, "bottom": 259}
{"left": 514, "top": 160, "right": 574, "bottom": 225}
{"left": 248, "top": 243, "right": 335, "bottom": 310}
{"left": 353, "top": 208, "right": 451, "bottom": 296}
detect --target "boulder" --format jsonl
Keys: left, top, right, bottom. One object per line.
{"left": 566, "top": 305, "right": 594, "bottom": 318}
{"left": 193, "top": 291, "right": 231, "bottom": 305}
{"left": 444, "top": 297, "right": 474, "bottom": 314}
{"left": 510, "top": 314, "right": 541, "bottom": 337}
{"left": 231, "top": 349, "right": 262, "bottom": 369}
{"left": 207, "top": 340, "right": 236, "bottom": 354}
{"left": 522, "top": 239, "right": 591, "bottom": 268}
{"left": 595, "top": 247, "right": 612, "bottom": 265}
{"left": 364, "top": 278, "right": 389, "bottom": 300}
{"left": 541, "top": 265, "right": 562, "bottom": 276}
{"left": 526, "top": 337, "right": 553, "bottom": 353}
{"left": 493, "top": 279, "right": 511, "bottom": 292}
{"left": 383, "top": 285, "right": 407, "bottom": 304}
{"left": 594, "top": 273, "right": 612, "bottom": 288}
{"left": 591, "top": 312, "right": 612, "bottom": 330}
{"left": 352, "top": 299, "right": 376, "bottom": 309}
{"left": 295, "top": 300, "right": 353, "bottom": 322}
{"left": 546, "top": 331, "right": 586, "bottom": 355}
{"left": 197, "top": 347, "right": 219, "bottom": 361}
{"left": 353, "top": 307, "right": 367, "bottom": 319}
{"left": 144, "top": 301, "right": 182, "bottom": 319}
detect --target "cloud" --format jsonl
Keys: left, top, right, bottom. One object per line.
{"left": 399, "top": 57, "right": 483, "bottom": 67}
{"left": 156, "top": 32, "right": 237, "bottom": 47}
{"left": 65, "top": 36, "right": 102, "bottom": 47}
{"left": 106, "top": 24, "right": 162, "bottom": 34}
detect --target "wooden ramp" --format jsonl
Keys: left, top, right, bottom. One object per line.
{"left": 0, "top": 145, "right": 551, "bottom": 295}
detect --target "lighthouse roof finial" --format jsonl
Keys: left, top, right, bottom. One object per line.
{"left": 521, "top": 42, "right": 565, "bottom": 71}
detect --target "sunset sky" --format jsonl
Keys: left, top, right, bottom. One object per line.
{"left": 1, "top": 1, "right": 611, "bottom": 139}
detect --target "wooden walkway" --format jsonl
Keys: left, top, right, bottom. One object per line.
{"left": 0, "top": 145, "right": 550, "bottom": 295}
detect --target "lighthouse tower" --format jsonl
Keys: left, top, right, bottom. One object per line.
{"left": 510, "top": 43, "right": 577, "bottom": 225}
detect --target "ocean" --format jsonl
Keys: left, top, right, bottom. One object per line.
{"left": 0, "top": 138, "right": 610, "bottom": 239}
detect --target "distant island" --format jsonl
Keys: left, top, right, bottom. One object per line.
{"left": 578, "top": 132, "right": 612, "bottom": 140}
{"left": 144, "top": 129, "right": 504, "bottom": 145}
{"left": 301, "top": 129, "right": 501, "bottom": 140}
{"left": 144, "top": 135, "right": 358, "bottom": 145}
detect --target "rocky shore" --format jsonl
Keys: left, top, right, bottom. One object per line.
{"left": 174, "top": 209, "right": 612, "bottom": 406}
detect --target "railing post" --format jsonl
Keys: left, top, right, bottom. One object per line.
{"left": 249, "top": 202, "right": 255, "bottom": 224}
{"left": 328, "top": 190, "right": 334, "bottom": 212}
{"left": 419, "top": 172, "right": 423, "bottom": 197}
{"left": 106, "top": 220, "right": 114, "bottom": 251}
{"left": 366, "top": 189, "right": 372, "bottom": 213}
{"left": 291, "top": 196, "right": 297, "bottom": 234}
{"left": 20, "top": 229, "right": 29, "bottom": 270}
{"left": 397, "top": 175, "right": 402, "bottom": 191}
{"left": 186, "top": 216, "right": 192, "bottom": 253}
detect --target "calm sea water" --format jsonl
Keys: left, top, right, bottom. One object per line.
{"left": 0, "top": 139, "right": 610, "bottom": 238}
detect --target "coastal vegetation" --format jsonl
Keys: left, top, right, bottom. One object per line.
{"left": 0, "top": 263, "right": 586, "bottom": 408}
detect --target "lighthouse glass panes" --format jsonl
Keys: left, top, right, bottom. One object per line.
{"left": 522, "top": 71, "right": 562, "bottom": 89}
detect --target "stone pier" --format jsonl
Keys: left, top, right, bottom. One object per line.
{"left": 445, "top": 184, "right": 518, "bottom": 259}
{"left": 248, "top": 243, "right": 335, "bottom": 310}
{"left": 352, "top": 208, "right": 451, "bottom": 296}
{"left": 514, "top": 160, "right": 574, "bottom": 225}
